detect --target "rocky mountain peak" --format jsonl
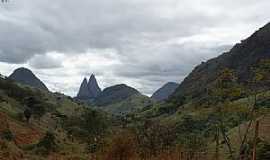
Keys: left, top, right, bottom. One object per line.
{"left": 87, "top": 74, "right": 101, "bottom": 98}
{"left": 76, "top": 74, "right": 101, "bottom": 100}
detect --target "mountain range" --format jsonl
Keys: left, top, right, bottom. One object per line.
{"left": 6, "top": 22, "right": 270, "bottom": 114}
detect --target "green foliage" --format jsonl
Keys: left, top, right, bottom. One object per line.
{"left": 15, "top": 112, "right": 25, "bottom": 121}
{"left": 24, "top": 108, "right": 32, "bottom": 122}
{"left": 82, "top": 110, "right": 108, "bottom": 136}
{"left": 156, "top": 103, "right": 178, "bottom": 115}
{"left": 253, "top": 59, "right": 270, "bottom": 81}
{"left": 87, "top": 136, "right": 106, "bottom": 154}
{"left": 1, "top": 129, "right": 14, "bottom": 141}
{"left": 63, "top": 109, "right": 109, "bottom": 142}
{"left": 25, "top": 97, "right": 46, "bottom": 119}
{"left": 257, "top": 141, "right": 270, "bottom": 160}
{"left": 0, "top": 78, "right": 52, "bottom": 120}
{"left": 176, "top": 115, "right": 207, "bottom": 134}
{"left": 257, "top": 99, "right": 270, "bottom": 108}
{"left": 102, "top": 94, "right": 153, "bottom": 115}
{"left": 0, "top": 78, "right": 42, "bottom": 103}
{"left": 174, "top": 115, "right": 208, "bottom": 151}
{"left": 168, "top": 95, "right": 186, "bottom": 107}
{"left": 36, "top": 131, "right": 57, "bottom": 155}
{"left": 177, "top": 133, "right": 207, "bottom": 152}
{"left": 210, "top": 68, "right": 244, "bottom": 103}
{"left": 134, "top": 120, "right": 176, "bottom": 156}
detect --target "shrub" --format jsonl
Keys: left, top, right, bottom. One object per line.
{"left": 156, "top": 103, "right": 178, "bottom": 115}
{"left": 134, "top": 120, "right": 177, "bottom": 157}
{"left": 1, "top": 130, "right": 14, "bottom": 141}
{"left": 103, "top": 130, "right": 138, "bottom": 160}
{"left": 257, "top": 141, "right": 270, "bottom": 160}
{"left": 36, "top": 131, "right": 57, "bottom": 155}
{"left": 25, "top": 97, "right": 46, "bottom": 119}
{"left": 15, "top": 112, "right": 25, "bottom": 121}
{"left": 23, "top": 108, "right": 32, "bottom": 122}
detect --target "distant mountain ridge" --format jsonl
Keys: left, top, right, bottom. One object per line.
{"left": 93, "top": 84, "right": 153, "bottom": 115}
{"left": 76, "top": 74, "right": 101, "bottom": 100}
{"left": 94, "top": 84, "right": 140, "bottom": 106}
{"left": 170, "top": 22, "right": 270, "bottom": 104}
{"left": 9, "top": 67, "right": 48, "bottom": 90}
{"left": 151, "top": 82, "right": 179, "bottom": 101}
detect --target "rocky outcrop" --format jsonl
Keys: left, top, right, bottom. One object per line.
{"left": 76, "top": 74, "right": 101, "bottom": 100}
{"left": 87, "top": 74, "right": 101, "bottom": 98}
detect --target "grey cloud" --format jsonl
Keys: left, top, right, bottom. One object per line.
{"left": 0, "top": 0, "right": 251, "bottom": 63}
{"left": 28, "top": 54, "right": 63, "bottom": 69}
{"left": 0, "top": 0, "right": 269, "bottom": 95}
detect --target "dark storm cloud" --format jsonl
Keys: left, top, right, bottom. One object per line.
{"left": 0, "top": 0, "right": 269, "bottom": 95}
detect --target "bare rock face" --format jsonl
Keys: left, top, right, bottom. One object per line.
{"left": 76, "top": 74, "right": 101, "bottom": 100}
{"left": 76, "top": 78, "right": 91, "bottom": 100}
{"left": 9, "top": 67, "right": 48, "bottom": 90}
{"left": 151, "top": 82, "right": 179, "bottom": 101}
{"left": 87, "top": 74, "right": 101, "bottom": 98}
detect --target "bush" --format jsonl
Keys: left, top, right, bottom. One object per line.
{"left": 156, "top": 103, "right": 178, "bottom": 115}
{"left": 257, "top": 141, "right": 270, "bottom": 160}
{"left": 1, "top": 130, "right": 14, "bottom": 141}
{"left": 64, "top": 110, "right": 108, "bottom": 137}
{"left": 15, "top": 112, "right": 25, "bottom": 121}
{"left": 25, "top": 97, "right": 46, "bottom": 119}
{"left": 36, "top": 131, "right": 57, "bottom": 155}
{"left": 134, "top": 120, "right": 177, "bottom": 157}
{"left": 103, "top": 130, "right": 138, "bottom": 160}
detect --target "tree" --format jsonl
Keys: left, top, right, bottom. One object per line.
{"left": 24, "top": 108, "right": 32, "bottom": 123}
{"left": 209, "top": 59, "right": 270, "bottom": 160}
{"left": 210, "top": 68, "right": 242, "bottom": 160}
{"left": 25, "top": 97, "right": 46, "bottom": 119}
{"left": 134, "top": 120, "right": 176, "bottom": 157}
{"left": 237, "top": 59, "right": 270, "bottom": 159}
{"left": 82, "top": 110, "right": 108, "bottom": 136}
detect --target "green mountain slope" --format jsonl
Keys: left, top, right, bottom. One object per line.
{"left": 0, "top": 76, "right": 112, "bottom": 159}
{"left": 100, "top": 94, "right": 153, "bottom": 115}
{"left": 170, "top": 22, "right": 270, "bottom": 105}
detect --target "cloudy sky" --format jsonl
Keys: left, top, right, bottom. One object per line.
{"left": 0, "top": 0, "right": 269, "bottom": 96}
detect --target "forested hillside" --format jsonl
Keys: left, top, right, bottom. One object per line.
{"left": 170, "top": 22, "right": 270, "bottom": 106}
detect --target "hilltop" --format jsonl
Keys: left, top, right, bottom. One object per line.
{"left": 9, "top": 67, "right": 48, "bottom": 91}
